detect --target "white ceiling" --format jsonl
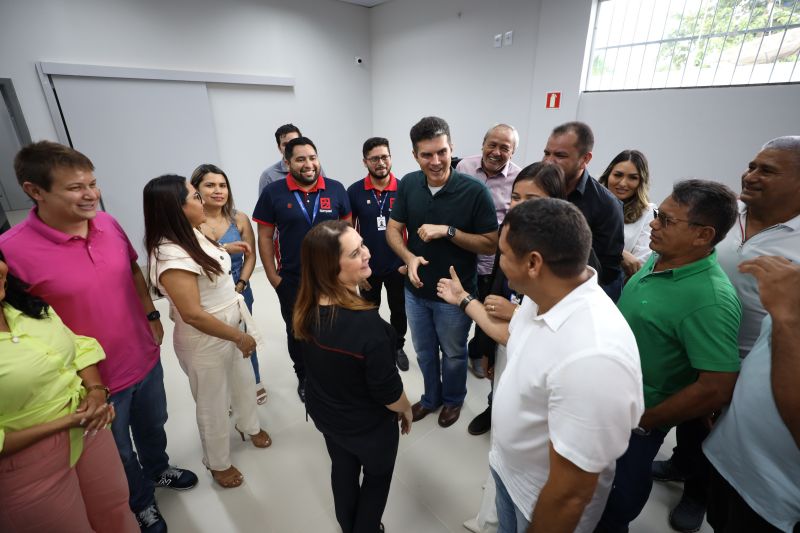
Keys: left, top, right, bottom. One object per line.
{"left": 335, "top": 0, "right": 392, "bottom": 7}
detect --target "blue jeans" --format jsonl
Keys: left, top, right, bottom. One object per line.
{"left": 594, "top": 429, "right": 667, "bottom": 533}
{"left": 492, "top": 468, "right": 529, "bottom": 533}
{"left": 241, "top": 285, "right": 261, "bottom": 383}
{"left": 405, "top": 288, "right": 472, "bottom": 408}
{"left": 109, "top": 360, "right": 171, "bottom": 513}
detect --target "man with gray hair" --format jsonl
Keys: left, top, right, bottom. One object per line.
{"left": 652, "top": 136, "right": 800, "bottom": 532}
{"left": 456, "top": 124, "right": 522, "bottom": 390}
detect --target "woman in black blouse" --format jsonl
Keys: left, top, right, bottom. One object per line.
{"left": 293, "top": 220, "right": 412, "bottom": 533}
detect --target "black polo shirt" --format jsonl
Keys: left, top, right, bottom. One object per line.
{"left": 568, "top": 170, "right": 624, "bottom": 288}
{"left": 348, "top": 174, "right": 404, "bottom": 277}
{"left": 390, "top": 169, "right": 497, "bottom": 300}
{"left": 253, "top": 174, "right": 351, "bottom": 283}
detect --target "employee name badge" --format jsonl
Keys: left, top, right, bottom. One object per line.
{"left": 376, "top": 215, "right": 387, "bottom": 231}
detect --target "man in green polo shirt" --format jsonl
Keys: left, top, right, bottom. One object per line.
{"left": 595, "top": 179, "right": 741, "bottom": 533}
{"left": 387, "top": 116, "right": 498, "bottom": 428}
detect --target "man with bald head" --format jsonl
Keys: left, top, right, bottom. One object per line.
{"left": 652, "top": 136, "right": 800, "bottom": 532}
{"left": 456, "top": 124, "right": 521, "bottom": 388}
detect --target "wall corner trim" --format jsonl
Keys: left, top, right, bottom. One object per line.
{"left": 38, "top": 62, "right": 295, "bottom": 87}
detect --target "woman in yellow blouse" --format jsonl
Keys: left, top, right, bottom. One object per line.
{"left": 0, "top": 253, "right": 138, "bottom": 532}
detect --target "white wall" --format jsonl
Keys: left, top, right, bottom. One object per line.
{"left": 0, "top": 0, "right": 373, "bottom": 222}
{"left": 2, "top": 0, "right": 799, "bottom": 218}
{"left": 371, "top": 0, "right": 800, "bottom": 204}
{"left": 370, "top": 0, "right": 542, "bottom": 174}
{"left": 580, "top": 85, "right": 800, "bottom": 202}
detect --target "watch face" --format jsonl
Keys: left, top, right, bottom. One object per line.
{"left": 448, "top": 226, "right": 456, "bottom": 238}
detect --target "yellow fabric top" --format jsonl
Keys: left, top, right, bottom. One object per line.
{"left": 0, "top": 302, "right": 105, "bottom": 466}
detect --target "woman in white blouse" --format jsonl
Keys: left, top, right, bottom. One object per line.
{"left": 599, "top": 150, "right": 656, "bottom": 277}
{"left": 143, "top": 175, "right": 270, "bottom": 489}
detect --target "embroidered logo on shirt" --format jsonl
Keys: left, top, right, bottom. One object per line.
{"left": 320, "top": 197, "right": 332, "bottom": 210}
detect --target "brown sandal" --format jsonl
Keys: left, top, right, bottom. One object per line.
{"left": 236, "top": 427, "right": 272, "bottom": 448}
{"left": 256, "top": 385, "right": 268, "bottom": 405}
{"left": 207, "top": 465, "right": 243, "bottom": 488}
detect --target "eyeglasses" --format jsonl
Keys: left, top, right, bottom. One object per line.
{"left": 652, "top": 208, "right": 698, "bottom": 228}
{"left": 366, "top": 155, "right": 391, "bottom": 164}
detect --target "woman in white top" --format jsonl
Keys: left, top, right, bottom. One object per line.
{"left": 599, "top": 150, "right": 656, "bottom": 277}
{"left": 143, "top": 175, "right": 270, "bottom": 489}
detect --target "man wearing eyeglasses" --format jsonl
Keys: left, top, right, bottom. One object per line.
{"left": 595, "top": 179, "right": 742, "bottom": 533}
{"left": 456, "top": 125, "right": 521, "bottom": 387}
{"left": 347, "top": 137, "right": 409, "bottom": 372}
{"left": 651, "top": 136, "right": 800, "bottom": 533}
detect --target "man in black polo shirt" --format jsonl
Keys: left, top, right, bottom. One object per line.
{"left": 347, "top": 137, "right": 410, "bottom": 372}
{"left": 253, "top": 137, "right": 351, "bottom": 401}
{"left": 387, "top": 116, "right": 498, "bottom": 428}
{"left": 542, "top": 121, "right": 625, "bottom": 301}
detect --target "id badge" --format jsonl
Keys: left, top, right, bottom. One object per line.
{"left": 376, "top": 216, "right": 387, "bottom": 231}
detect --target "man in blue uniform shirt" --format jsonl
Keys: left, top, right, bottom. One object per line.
{"left": 347, "top": 137, "right": 409, "bottom": 372}
{"left": 253, "top": 137, "right": 351, "bottom": 401}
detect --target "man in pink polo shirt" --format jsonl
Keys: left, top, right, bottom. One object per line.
{"left": 0, "top": 141, "right": 197, "bottom": 533}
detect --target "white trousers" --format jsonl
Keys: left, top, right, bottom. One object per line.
{"left": 173, "top": 299, "right": 260, "bottom": 471}
{"left": 475, "top": 343, "right": 509, "bottom": 533}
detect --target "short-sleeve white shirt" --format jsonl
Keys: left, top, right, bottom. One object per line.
{"left": 149, "top": 228, "right": 237, "bottom": 311}
{"left": 624, "top": 203, "right": 656, "bottom": 263}
{"left": 489, "top": 272, "right": 643, "bottom": 529}
{"left": 716, "top": 202, "right": 800, "bottom": 358}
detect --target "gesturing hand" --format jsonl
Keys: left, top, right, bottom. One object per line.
{"left": 739, "top": 256, "right": 800, "bottom": 322}
{"left": 436, "top": 266, "right": 467, "bottom": 305}
{"left": 406, "top": 256, "right": 429, "bottom": 288}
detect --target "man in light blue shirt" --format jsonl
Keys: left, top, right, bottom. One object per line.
{"left": 703, "top": 255, "right": 800, "bottom": 533}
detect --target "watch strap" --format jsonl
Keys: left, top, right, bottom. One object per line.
{"left": 146, "top": 310, "right": 161, "bottom": 321}
{"left": 459, "top": 294, "right": 475, "bottom": 311}
{"left": 85, "top": 384, "right": 111, "bottom": 400}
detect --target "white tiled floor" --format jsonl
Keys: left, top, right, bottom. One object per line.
{"left": 153, "top": 272, "right": 711, "bottom": 533}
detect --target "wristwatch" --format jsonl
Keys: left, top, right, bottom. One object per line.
{"left": 237, "top": 279, "right": 249, "bottom": 290}
{"left": 446, "top": 226, "right": 456, "bottom": 240}
{"left": 632, "top": 426, "right": 651, "bottom": 436}
{"left": 146, "top": 310, "right": 161, "bottom": 321}
{"left": 459, "top": 294, "right": 475, "bottom": 311}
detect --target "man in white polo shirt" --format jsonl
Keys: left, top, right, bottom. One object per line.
{"left": 438, "top": 198, "right": 643, "bottom": 532}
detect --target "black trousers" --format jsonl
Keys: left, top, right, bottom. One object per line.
{"left": 467, "top": 274, "right": 494, "bottom": 361}
{"left": 323, "top": 416, "right": 399, "bottom": 533}
{"left": 707, "top": 465, "right": 798, "bottom": 533}
{"left": 275, "top": 278, "right": 304, "bottom": 380}
{"left": 669, "top": 417, "right": 711, "bottom": 505}
{"left": 360, "top": 270, "right": 406, "bottom": 349}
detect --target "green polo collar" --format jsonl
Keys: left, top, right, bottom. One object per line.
{"left": 643, "top": 249, "right": 719, "bottom": 281}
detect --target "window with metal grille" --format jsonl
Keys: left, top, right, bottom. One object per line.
{"left": 585, "top": 0, "right": 800, "bottom": 90}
